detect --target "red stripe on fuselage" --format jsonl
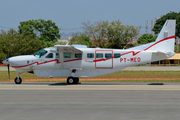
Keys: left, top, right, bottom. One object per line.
{"left": 12, "top": 58, "right": 82, "bottom": 68}
{"left": 121, "top": 36, "right": 175, "bottom": 56}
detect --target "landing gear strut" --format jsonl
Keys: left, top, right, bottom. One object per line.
{"left": 14, "top": 72, "right": 22, "bottom": 84}
{"left": 67, "top": 77, "right": 79, "bottom": 84}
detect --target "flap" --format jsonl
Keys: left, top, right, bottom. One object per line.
{"left": 54, "top": 45, "right": 82, "bottom": 53}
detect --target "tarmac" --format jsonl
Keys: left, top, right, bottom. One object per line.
{"left": 0, "top": 83, "right": 180, "bottom": 120}
{"left": 1, "top": 67, "right": 180, "bottom": 120}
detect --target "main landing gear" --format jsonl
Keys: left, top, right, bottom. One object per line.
{"left": 67, "top": 69, "right": 79, "bottom": 85}
{"left": 67, "top": 77, "right": 79, "bottom": 84}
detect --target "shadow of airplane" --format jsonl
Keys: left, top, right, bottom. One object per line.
{"left": 49, "top": 82, "right": 82, "bottom": 86}
{"left": 0, "top": 82, "right": 166, "bottom": 85}
{"left": 148, "top": 83, "right": 164, "bottom": 85}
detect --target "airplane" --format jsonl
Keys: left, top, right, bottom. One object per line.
{"left": 2, "top": 20, "right": 176, "bottom": 84}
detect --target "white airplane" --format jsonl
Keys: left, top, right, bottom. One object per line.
{"left": 2, "top": 20, "right": 176, "bottom": 84}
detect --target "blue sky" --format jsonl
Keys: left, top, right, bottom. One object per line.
{"left": 0, "top": 0, "right": 180, "bottom": 34}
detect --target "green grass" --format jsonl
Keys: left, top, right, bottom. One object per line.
{"left": 1, "top": 70, "right": 180, "bottom": 82}
{"left": 0, "top": 71, "right": 50, "bottom": 82}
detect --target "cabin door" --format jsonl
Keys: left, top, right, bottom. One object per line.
{"left": 95, "top": 50, "right": 113, "bottom": 69}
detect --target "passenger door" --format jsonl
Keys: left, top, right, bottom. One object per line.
{"left": 95, "top": 50, "right": 113, "bottom": 69}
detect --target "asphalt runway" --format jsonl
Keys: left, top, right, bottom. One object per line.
{"left": 1, "top": 66, "right": 180, "bottom": 120}
{"left": 0, "top": 83, "right": 180, "bottom": 120}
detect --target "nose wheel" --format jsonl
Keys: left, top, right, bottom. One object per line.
{"left": 14, "top": 77, "right": 22, "bottom": 84}
{"left": 14, "top": 72, "right": 22, "bottom": 84}
{"left": 67, "top": 77, "right": 79, "bottom": 84}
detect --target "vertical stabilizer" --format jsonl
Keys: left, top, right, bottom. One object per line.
{"left": 147, "top": 20, "right": 176, "bottom": 52}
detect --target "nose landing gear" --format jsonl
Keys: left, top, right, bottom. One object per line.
{"left": 14, "top": 72, "right": 22, "bottom": 84}
{"left": 14, "top": 77, "right": 22, "bottom": 84}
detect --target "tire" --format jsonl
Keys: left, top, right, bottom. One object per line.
{"left": 14, "top": 77, "right": 22, "bottom": 84}
{"left": 74, "top": 77, "right": 79, "bottom": 84}
{"left": 67, "top": 77, "right": 74, "bottom": 84}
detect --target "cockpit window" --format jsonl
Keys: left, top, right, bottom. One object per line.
{"left": 34, "top": 49, "right": 48, "bottom": 58}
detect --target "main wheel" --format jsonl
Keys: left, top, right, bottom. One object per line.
{"left": 67, "top": 77, "right": 75, "bottom": 84}
{"left": 74, "top": 77, "right": 79, "bottom": 84}
{"left": 14, "top": 77, "right": 22, "bottom": 84}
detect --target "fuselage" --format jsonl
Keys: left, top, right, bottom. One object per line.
{"left": 5, "top": 46, "right": 163, "bottom": 78}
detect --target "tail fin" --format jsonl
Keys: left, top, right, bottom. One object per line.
{"left": 127, "top": 20, "right": 176, "bottom": 54}
{"left": 147, "top": 20, "right": 176, "bottom": 52}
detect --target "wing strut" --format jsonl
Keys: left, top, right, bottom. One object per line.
{"left": 60, "top": 51, "right": 64, "bottom": 68}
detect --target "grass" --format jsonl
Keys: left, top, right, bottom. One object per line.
{"left": 1, "top": 70, "right": 180, "bottom": 82}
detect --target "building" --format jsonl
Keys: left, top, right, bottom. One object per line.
{"left": 151, "top": 53, "right": 180, "bottom": 65}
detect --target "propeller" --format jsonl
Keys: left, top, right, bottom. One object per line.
{"left": 7, "top": 64, "right": 10, "bottom": 79}
{"left": 2, "top": 55, "right": 10, "bottom": 79}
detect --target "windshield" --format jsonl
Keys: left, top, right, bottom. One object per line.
{"left": 34, "top": 49, "right": 48, "bottom": 58}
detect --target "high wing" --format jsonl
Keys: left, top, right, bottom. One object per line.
{"left": 54, "top": 45, "right": 85, "bottom": 68}
{"left": 54, "top": 45, "right": 83, "bottom": 54}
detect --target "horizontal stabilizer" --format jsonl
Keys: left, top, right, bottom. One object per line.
{"left": 152, "top": 50, "right": 175, "bottom": 58}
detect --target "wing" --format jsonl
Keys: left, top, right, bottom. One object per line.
{"left": 54, "top": 45, "right": 84, "bottom": 68}
{"left": 54, "top": 45, "right": 83, "bottom": 54}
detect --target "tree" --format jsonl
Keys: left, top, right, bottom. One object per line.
{"left": 82, "top": 20, "right": 109, "bottom": 48}
{"left": 152, "top": 11, "right": 180, "bottom": 38}
{"left": 137, "top": 34, "right": 157, "bottom": 44}
{"left": 69, "top": 34, "right": 92, "bottom": 47}
{"left": 0, "top": 44, "right": 4, "bottom": 63}
{"left": 106, "top": 20, "right": 139, "bottom": 48}
{"left": 0, "top": 29, "right": 42, "bottom": 61}
{"left": 82, "top": 20, "right": 139, "bottom": 48}
{"left": 18, "top": 19, "right": 61, "bottom": 44}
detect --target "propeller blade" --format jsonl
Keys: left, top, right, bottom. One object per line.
{"left": 7, "top": 64, "right": 10, "bottom": 79}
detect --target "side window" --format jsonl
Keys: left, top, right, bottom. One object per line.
{"left": 87, "top": 53, "right": 94, "bottom": 58}
{"left": 114, "top": 53, "right": 121, "bottom": 58}
{"left": 46, "top": 53, "right": 53, "bottom": 58}
{"left": 64, "top": 53, "right": 71, "bottom": 58}
{"left": 105, "top": 53, "right": 112, "bottom": 58}
{"left": 75, "top": 53, "right": 82, "bottom": 58}
{"left": 56, "top": 53, "right": 60, "bottom": 58}
{"left": 96, "top": 53, "right": 103, "bottom": 58}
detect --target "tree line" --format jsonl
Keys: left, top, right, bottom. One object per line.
{"left": 0, "top": 11, "right": 180, "bottom": 62}
{"left": 0, "top": 19, "right": 61, "bottom": 62}
{"left": 70, "top": 20, "right": 140, "bottom": 49}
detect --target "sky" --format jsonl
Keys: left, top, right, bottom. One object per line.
{"left": 0, "top": 0, "right": 180, "bottom": 35}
